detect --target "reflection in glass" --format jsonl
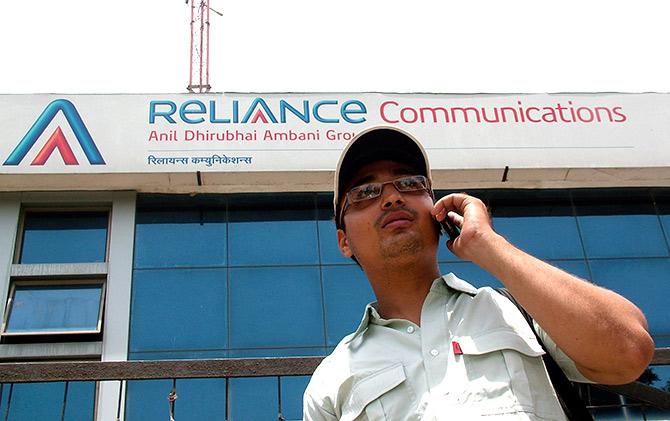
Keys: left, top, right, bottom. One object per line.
{"left": 4, "top": 283, "right": 103, "bottom": 334}
{"left": 229, "top": 377, "right": 277, "bottom": 421}
{"left": 125, "top": 379, "right": 172, "bottom": 421}
{"left": 493, "top": 216, "right": 584, "bottom": 260}
{"left": 20, "top": 211, "right": 108, "bottom": 263}
{"left": 318, "top": 220, "right": 352, "bottom": 265}
{"left": 229, "top": 220, "right": 319, "bottom": 266}
{"left": 579, "top": 214, "right": 668, "bottom": 258}
{"left": 134, "top": 210, "right": 226, "bottom": 268}
{"left": 322, "top": 265, "right": 374, "bottom": 346}
{"left": 589, "top": 259, "right": 670, "bottom": 343}
{"left": 0, "top": 382, "right": 95, "bottom": 421}
{"left": 281, "top": 376, "right": 312, "bottom": 420}
{"left": 229, "top": 267, "right": 324, "bottom": 349}
{"left": 129, "top": 268, "right": 227, "bottom": 352}
{"left": 638, "top": 365, "right": 670, "bottom": 392}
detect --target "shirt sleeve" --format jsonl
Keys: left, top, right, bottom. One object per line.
{"left": 303, "top": 360, "right": 340, "bottom": 421}
{"left": 303, "top": 385, "right": 338, "bottom": 421}
{"left": 532, "top": 320, "right": 594, "bottom": 384}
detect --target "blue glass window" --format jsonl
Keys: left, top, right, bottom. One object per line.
{"left": 281, "top": 376, "right": 311, "bottom": 421}
{"left": 174, "top": 378, "right": 227, "bottom": 420}
{"left": 127, "top": 377, "right": 302, "bottom": 421}
{"left": 228, "top": 194, "right": 319, "bottom": 266}
{"left": 125, "top": 379, "right": 228, "bottom": 420}
{"left": 125, "top": 380, "right": 172, "bottom": 421}
{"left": 546, "top": 260, "right": 591, "bottom": 281}
{"left": 440, "top": 261, "right": 590, "bottom": 290}
{"left": 490, "top": 194, "right": 583, "bottom": 260}
{"left": 644, "top": 364, "right": 670, "bottom": 394}
{"left": 19, "top": 211, "right": 108, "bottom": 263}
{"left": 229, "top": 347, "right": 326, "bottom": 358}
{"left": 318, "top": 219, "right": 351, "bottom": 265}
{"left": 229, "top": 377, "right": 277, "bottom": 421}
{"left": 321, "top": 265, "right": 374, "bottom": 346}
{"left": 660, "top": 214, "right": 670, "bottom": 248}
{"left": 589, "top": 258, "right": 670, "bottom": 346}
{"left": 657, "top": 190, "right": 670, "bottom": 253}
{"left": 579, "top": 214, "right": 668, "bottom": 258}
{"left": 0, "top": 382, "right": 95, "bottom": 421}
{"left": 134, "top": 210, "right": 226, "bottom": 268}
{"left": 63, "top": 382, "right": 96, "bottom": 421}
{"left": 575, "top": 193, "right": 668, "bottom": 258}
{"left": 229, "top": 266, "right": 324, "bottom": 350}
{"left": 317, "top": 195, "right": 353, "bottom": 265}
{"left": 129, "top": 268, "right": 227, "bottom": 355}
{"left": 492, "top": 216, "right": 583, "bottom": 260}
{"left": 228, "top": 194, "right": 318, "bottom": 266}
{"left": 3, "top": 282, "right": 104, "bottom": 335}
{"left": 229, "top": 219, "right": 318, "bottom": 266}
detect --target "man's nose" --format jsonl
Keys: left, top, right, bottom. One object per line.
{"left": 380, "top": 183, "right": 405, "bottom": 209}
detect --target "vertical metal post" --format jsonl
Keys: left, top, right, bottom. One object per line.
{"left": 205, "top": 0, "right": 211, "bottom": 89}
{"left": 3, "top": 384, "right": 13, "bottom": 421}
{"left": 167, "top": 379, "right": 178, "bottom": 421}
{"left": 189, "top": 0, "right": 195, "bottom": 90}
{"left": 277, "top": 376, "right": 285, "bottom": 421}
{"left": 60, "top": 381, "right": 70, "bottom": 421}
{"left": 225, "top": 378, "right": 230, "bottom": 421}
{"left": 188, "top": 0, "right": 212, "bottom": 92}
{"left": 198, "top": 0, "right": 205, "bottom": 89}
{"left": 116, "top": 380, "right": 125, "bottom": 421}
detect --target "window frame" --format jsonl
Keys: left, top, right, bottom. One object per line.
{"left": 2, "top": 206, "right": 111, "bottom": 343}
{"left": 13, "top": 206, "right": 112, "bottom": 264}
{"left": 1, "top": 278, "right": 107, "bottom": 337}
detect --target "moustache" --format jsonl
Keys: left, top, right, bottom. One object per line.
{"left": 374, "top": 206, "right": 419, "bottom": 229}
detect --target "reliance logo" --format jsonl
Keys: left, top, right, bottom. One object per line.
{"left": 3, "top": 99, "right": 105, "bottom": 166}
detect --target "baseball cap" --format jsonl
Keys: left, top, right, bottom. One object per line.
{"left": 333, "top": 126, "right": 431, "bottom": 229}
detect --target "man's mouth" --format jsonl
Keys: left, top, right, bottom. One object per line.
{"left": 380, "top": 210, "right": 415, "bottom": 229}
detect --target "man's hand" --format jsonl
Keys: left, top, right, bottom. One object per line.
{"left": 431, "top": 193, "right": 500, "bottom": 263}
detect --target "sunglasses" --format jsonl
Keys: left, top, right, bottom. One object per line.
{"left": 339, "top": 175, "right": 431, "bottom": 227}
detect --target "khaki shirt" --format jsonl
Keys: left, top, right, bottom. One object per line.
{"left": 303, "top": 274, "right": 591, "bottom": 420}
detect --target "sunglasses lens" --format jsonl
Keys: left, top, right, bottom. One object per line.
{"left": 395, "top": 176, "right": 426, "bottom": 191}
{"left": 349, "top": 183, "right": 381, "bottom": 202}
{"left": 347, "top": 176, "right": 427, "bottom": 205}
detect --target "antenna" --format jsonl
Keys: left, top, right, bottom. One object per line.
{"left": 187, "top": 0, "right": 222, "bottom": 93}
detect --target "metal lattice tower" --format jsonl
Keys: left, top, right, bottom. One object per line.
{"left": 187, "top": 0, "right": 212, "bottom": 93}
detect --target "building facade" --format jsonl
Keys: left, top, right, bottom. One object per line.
{"left": 0, "top": 93, "right": 669, "bottom": 420}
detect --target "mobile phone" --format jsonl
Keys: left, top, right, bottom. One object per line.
{"left": 439, "top": 218, "right": 460, "bottom": 242}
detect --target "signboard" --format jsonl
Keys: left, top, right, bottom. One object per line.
{"left": 1, "top": 93, "right": 669, "bottom": 174}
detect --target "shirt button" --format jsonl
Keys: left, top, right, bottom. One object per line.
{"left": 430, "top": 349, "right": 439, "bottom": 357}
{"left": 406, "top": 326, "right": 415, "bottom": 334}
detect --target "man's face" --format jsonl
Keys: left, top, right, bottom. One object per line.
{"left": 337, "top": 160, "right": 439, "bottom": 266}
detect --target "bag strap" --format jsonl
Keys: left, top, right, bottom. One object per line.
{"left": 495, "top": 288, "right": 593, "bottom": 421}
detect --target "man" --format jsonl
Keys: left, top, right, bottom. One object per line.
{"left": 303, "top": 127, "right": 654, "bottom": 420}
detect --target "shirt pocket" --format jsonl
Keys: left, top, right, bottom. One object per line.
{"left": 453, "top": 329, "right": 558, "bottom": 416}
{"left": 340, "top": 363, "right": 410, "bottom": 421}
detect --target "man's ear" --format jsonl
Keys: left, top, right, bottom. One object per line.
{"left": 337, "top": 229, "right": 354, "bottom": 258}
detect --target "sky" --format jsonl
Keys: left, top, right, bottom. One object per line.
{"left": 0, "top": 0, "right": 669, "bottom": 94}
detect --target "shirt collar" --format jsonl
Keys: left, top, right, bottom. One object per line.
{"left": 345, "top": 273, "right": 478, "bottom": 343}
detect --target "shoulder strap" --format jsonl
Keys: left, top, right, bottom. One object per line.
{"left": 495, "top": 288, "right": 593, "bottom": 421}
